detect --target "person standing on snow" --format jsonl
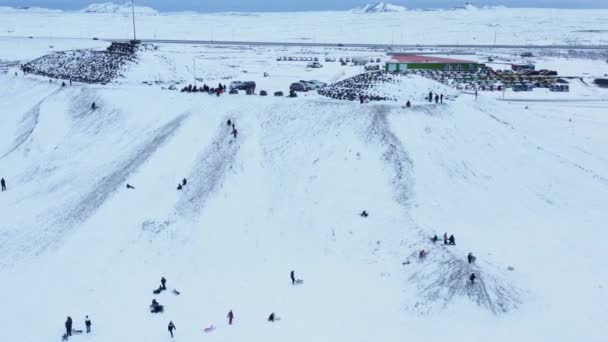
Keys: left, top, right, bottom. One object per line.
{"left": 227, "top": 310, "right": 234, "bottom": 325}
{"left": 440, "top": 94, "right": 444, "bottom": 103}
{"left": 232, "top": 127, "right": 238, "bottom": 139}
{"left": 268, "top": 313, "right": 276, "bottom": 322}
{"left": 443, "top": 233, "right": 448, "bottom": 245}
{"left": 85, "top": 316, "right": 92, "bottom": 334}
{"left": 449, "top": 235, "right": 456, "bottom": 245}
{"left": 428, "top": 91, "right": 433, "bottom": 103}
{"left": 65, "top": 316, "right": 73, "bottom": 338}
{"left": 161, "top": 277, "right": 167, "bottom": 290}
{"left": 290, "top": 270, "right": 296, "bottom": 285}
{"left": 1, "top": 177, "right": 6, "bottom": 191}
{"left": 467, "top": 252, "right": 475, "bottom": 264}
{"left": 168, "top": 321, "right": 176, "bottom": 338}
{"left": 470, "top": 273, "right": 477, "bottom": 284}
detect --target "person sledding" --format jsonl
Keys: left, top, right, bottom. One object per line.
{"left": 150, "top": 299, "right": 164, "bottom": 313}
{"left": 431, "top": 235, "right": 438, "bottom": 244}
{"left": 360, "top": 210, "right": 369, "bottom": 218}
{"left": 268, "top": 313, "right": 278, "bottom": 322}
{"left": 469, "top": 273, "right": 477, "bottom": 284}
{"left": 419, "top": 249, "right": 427, "bottom": 259}
{"left": 448, "top": 234, "right": 456, "bottom": 245}
{"left": 91, "top": 102, "right": 97, "bottom": 110}
{"left": 467, "top": 252, "right": 476, "bottom": 264}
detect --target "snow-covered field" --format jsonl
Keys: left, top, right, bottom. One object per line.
{"left": 1, "top": 6, "right": 608, "bottom": 342}
{"left": 2, "top": 6, "right": 608, "bottom": 45}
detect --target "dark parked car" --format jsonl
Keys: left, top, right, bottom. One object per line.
{"left": 290, "top": 82, "right": 307, "bottom": 92}
{"left": 230, "top": 81, "right": 256, "bottom": 91}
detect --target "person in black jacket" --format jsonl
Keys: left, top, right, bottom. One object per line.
{"left": 467, "top": 252, "right": 475, "bottom": 264}
{"left": 470, "top": 273, "right": 477, "bottom": 284}
{"left": 161, "top": 277, "right": 167, "bottom": 290}
{"left": 1, "top": 178, "right": 6, "bottom": 191}
{"left": 449, "top": 235, "right": 455, "bottom": 245}
{"left": 168, "top": 321, "right": 176, "bottom": 337}
{"left": 290, "top": 270, "right": 296, "bottom": 285}
{"left": 85, "top": 316, "right": 92, "bottom": 333}
{"left": 65, "top": 316, "right": 73, "bottom": 337}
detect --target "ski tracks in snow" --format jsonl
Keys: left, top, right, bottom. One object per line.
{"left": 0, "top": 111, "right": 190, "bottom": 269}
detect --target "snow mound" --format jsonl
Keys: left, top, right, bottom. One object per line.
{"left": 350, "top": 2, "right": 407, "bottom": 13}
{"left": 21, "top": 42, "right": 143, "bottom": 84}
{"left": 82, "top": 2, "right": 158, "bottom": 15}
{"left": 319, "top": 72, "right": 457, "bottom": 104}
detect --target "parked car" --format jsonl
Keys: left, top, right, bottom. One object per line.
{"left": 230, "top": 81, "right": 256, "bottom": 91}
{"left": 290, "top": 82, "right": 307, "bottom": 92}
{"left": 299, "top": 80, "right": 327, "bottom": 90}
{"left": 307, "top": 62, "right": 323, "bottom": 68}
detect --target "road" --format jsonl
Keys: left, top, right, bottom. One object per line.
{"left": 2, "top": 35, "right": 607, "bottom": 50}
{"left": 108, "top": 38, "right": 608, "bottom": 50}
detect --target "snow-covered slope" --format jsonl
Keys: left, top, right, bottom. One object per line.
{"left": 350, "top": 2, "right": 407, "bottom": 13}
{"left": 1, "top": 48, "right": 607, "bottom": 342}
{"left": 82, "top": 2, "right": 158, "bottom": 15}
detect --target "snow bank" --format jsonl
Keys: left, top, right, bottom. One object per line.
{"left": 319, "top": 71, "right": 457, "bottom": 104}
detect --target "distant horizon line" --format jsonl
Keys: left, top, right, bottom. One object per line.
{"left": 4, "top": 4, "right": 608, "bottom": 13}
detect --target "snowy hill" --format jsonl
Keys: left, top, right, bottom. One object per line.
{"left": 82, "top": 2, "right": 158, "bottom": 15}
{"left": 350, "top": 2, "right": 407, "bottom": 13}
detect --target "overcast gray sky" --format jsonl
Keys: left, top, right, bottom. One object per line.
{"left": 2, "top": 0, "right": 607, "bottom": 12}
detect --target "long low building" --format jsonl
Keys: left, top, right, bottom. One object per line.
{"left": 385, "top": 55, "right": 481, "bottom": 72}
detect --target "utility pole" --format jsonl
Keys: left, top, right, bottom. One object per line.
{"left": 131, "top": 0, "right": 137, "bottom": 42}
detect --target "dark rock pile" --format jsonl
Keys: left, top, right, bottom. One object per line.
{"left": 20, "top": 42, "right": 142, "bottom": 84}
{"left": 317, "top": 71, "right": 397, "bottom": 102}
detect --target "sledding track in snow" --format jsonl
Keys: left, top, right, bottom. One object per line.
{"left": 366, "top": 104, "right": 521, "bottom": 314}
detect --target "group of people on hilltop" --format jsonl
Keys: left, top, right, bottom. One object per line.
{"left": 428, "top": 233, "right": 479, "bottom": 285}
{"left": 181, "top": 83, "right": 227, "bottom": 96}
{"left": 427, "top": 91, "right": 444, "bottom": 104}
